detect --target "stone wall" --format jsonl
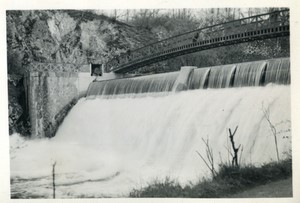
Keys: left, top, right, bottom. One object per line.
{"left": 25, "top": 71, "right": 78, "bottom": 138}
{"left": 24, "top": 62, "right": 96, "bottom": 138}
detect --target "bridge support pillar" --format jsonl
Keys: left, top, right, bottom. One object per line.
{"left": 173, "top": 66, "right": 196, "bottom": 92}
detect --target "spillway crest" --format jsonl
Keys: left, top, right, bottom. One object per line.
{"left": 87, "top": 58, "right": 289, "bottom": 98}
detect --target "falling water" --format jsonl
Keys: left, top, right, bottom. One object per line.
{"left": 188, "top": 67, "right": 210, "bottom": 89}
{"left": 206, "top": 64, "right": 236, "bottom": 88}
{"left": 86, "top": 72, "right": 179, "bottom": 98}
{"left": 10, "top": 58, "right": 291, "bottom": 198}
{"left": 86, "top": 58, "right": 290, "bottom": 98}
{"left": 265, "top": 58, "right": 290, "bottom": 84}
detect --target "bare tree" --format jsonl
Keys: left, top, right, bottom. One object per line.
{"left": 262, "top": 104, "right": 280, "bottom": 162}
{"left": 113, "top": 9, "right": 118, "bottom": 19}
{"left": 228, "top": 126, "right": 241, "bottom": 167}
{"left": 196, "top": 136, "right": 217, "bottom": 178}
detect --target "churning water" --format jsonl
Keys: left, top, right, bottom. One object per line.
{"left": 10, "top": 58, "right": 291, "bottom": 198}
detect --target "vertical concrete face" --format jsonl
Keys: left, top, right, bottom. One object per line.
{"left": 172, "top": 66, "right": 196, "bottom": 92}
{"left": 27, "top": 72, "right": 42, "bottom": 138}
{"left": 26, "top": 71, "right": 79, "bottom": 138}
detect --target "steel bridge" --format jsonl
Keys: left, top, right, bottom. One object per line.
{"left": 105, "top": 9, "right": 289, "bottom": 74}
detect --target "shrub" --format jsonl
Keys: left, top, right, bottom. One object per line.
{"left": 129, "top": 158, "right": 292, "bottom": 198}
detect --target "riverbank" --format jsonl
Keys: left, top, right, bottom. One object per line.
{"left": 130, "top": 158, "right": 292, "bottom": 198}
{"left": 229, "top": 177, "right": 292, "bottom": 198}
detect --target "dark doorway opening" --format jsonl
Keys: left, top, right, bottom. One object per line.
{"left": 91, "top": 64, "right": 102, "bottom": 76}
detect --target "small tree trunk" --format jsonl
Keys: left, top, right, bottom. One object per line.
{"left": 262, "top": 105, "right": 280, "bottom": 162}
{"left": 229, "top": 126, "right": 240, "bottom": 167}
{"left": 52, "top": 161, "right": 56, "bottom": 199}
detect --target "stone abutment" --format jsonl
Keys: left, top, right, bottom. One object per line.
{"left": 24, "top": 63, "right": 94, "bottom": 138}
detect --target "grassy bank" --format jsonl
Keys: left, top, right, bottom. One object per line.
{"left": 130, "top": 158, "right": 292, "bottom": 198}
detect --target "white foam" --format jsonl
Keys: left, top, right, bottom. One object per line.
{"left": 10, "top": 85, "right": 291, "bottom": 198}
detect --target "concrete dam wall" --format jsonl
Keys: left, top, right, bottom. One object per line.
{"left": 24, "top": 64, "right": 94, "bottom": 138}
{"left": 24, "top": 58, "right": 289, "bottom": 138}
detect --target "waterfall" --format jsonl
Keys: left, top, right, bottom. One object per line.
{"left": 10, "top": 85, "right": 291, "bottom": 198}
{"left": 10, "top": 58, "right": 291, "bottom": 198}
{"left": 86, "top": 58, "right": 290, "bottom": 97}
{"left": 86, "top": 72, "right": 179, "bottom": 98}
{"left": 206, "top": 64, "right": 236, "bottom": 88}
{"left": 233, "top": 61, "right": 267, "bottom": 87}
{"left": 265, "top": 58, "right": 290, "bottom": 84}
{"left": 188, "top": 67, "right": 210, "bottom": 89}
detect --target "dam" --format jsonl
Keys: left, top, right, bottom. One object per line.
{"left": 10, "top": 57, "right": 291, "bottom": 198}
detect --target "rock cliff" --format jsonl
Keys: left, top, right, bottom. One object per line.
{"left": 7, "top": 10, "right": 156, "bottom": 135}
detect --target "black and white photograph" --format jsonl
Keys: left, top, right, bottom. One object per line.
{"left": 1, "top": 0, "right": 300, "bottom": 201}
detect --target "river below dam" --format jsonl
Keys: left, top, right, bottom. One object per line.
{"left": 10, "top": 84, "right": 291, "bottom": 198}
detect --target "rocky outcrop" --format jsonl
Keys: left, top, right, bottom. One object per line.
{"left": 6, "top": 10, "right": 157, "bottom": 136}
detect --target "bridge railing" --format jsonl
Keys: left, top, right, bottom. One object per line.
{"left": 106, "top": 9, "right": 289, "bottom": 73}
{"left": 25, "top": 62, "right": 91, "bottom": 73}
